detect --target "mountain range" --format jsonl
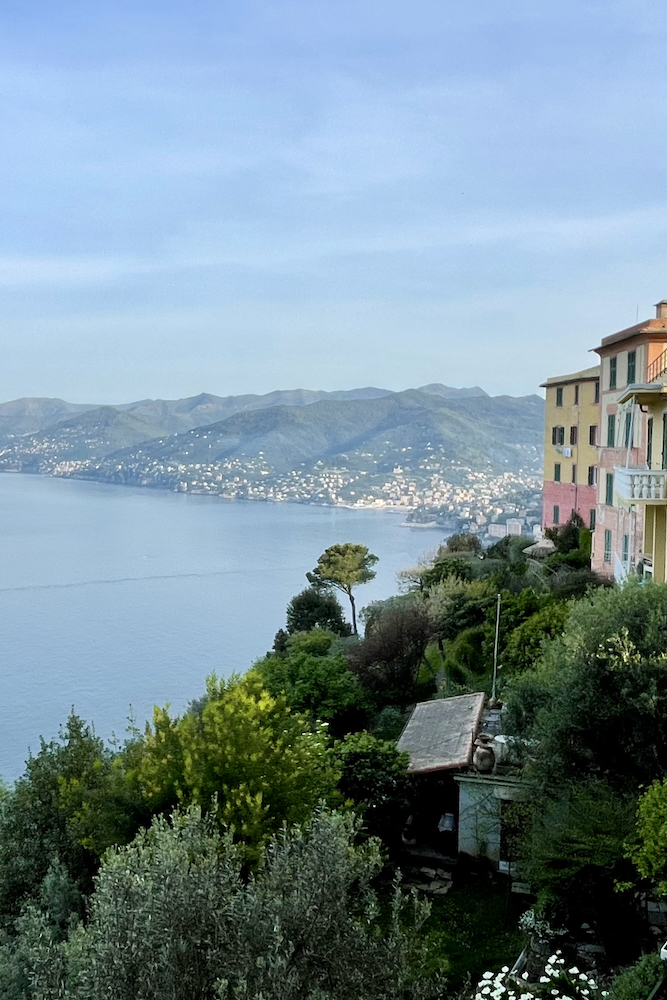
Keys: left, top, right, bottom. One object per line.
{"left": 0, "top": 384, "right": 488, "bottom": 441}
{"left": 0, "top": 385, "right": 543, "bottom": 502}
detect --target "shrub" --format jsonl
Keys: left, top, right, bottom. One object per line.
{"left": 609, "top": 952, "right": 663, "bottom": 1000}
{"left": 17, "top": 807, "right": 443, "bottom": 1000}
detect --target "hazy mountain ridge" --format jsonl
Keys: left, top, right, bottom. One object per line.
{"left": 112, "top": 387, "right": 395, "bottom": 435}
{"left": 104, "top": 389, "right": 538, "bottom": 476}
{"left": 0, "top": 384, "right": 488, "bottom": 441}
{"left": 0, "top": 389, "right": 539, "bottom": 475}
{"left": 0, "top": 397, "right": 95, "bottom": 439}
{"left": 0, "top": 407, "right": 173, "bottom": 472}
{"left": 0, "top": 388, "right": 542, "bottom": 512}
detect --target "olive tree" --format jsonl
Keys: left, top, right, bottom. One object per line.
{"left": 21, "top": 807, "right": 441, "bottom": 1000}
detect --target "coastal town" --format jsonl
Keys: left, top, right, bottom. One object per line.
{"left": 44, "top": 448, "right": 543, "bottom": 541}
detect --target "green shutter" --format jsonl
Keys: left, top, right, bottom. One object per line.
{"left": 607, "top": 413, "right": 616, "bottom": 447}
{"left": 605, "top": 472, "right": 614, "bottom": 505}
{"left": 609, "top": 357, "right": 617, "bottom": 389}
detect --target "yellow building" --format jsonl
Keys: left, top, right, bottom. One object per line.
{"left": 540, "top": 367, "right": 600, "bottom": 531}
{"left": 541, "top": 298, "right": 667, "bottom": 580}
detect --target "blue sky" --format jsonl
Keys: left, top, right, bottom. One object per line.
{"left": 2, "top": 0, "right": 667, "bottom": 402}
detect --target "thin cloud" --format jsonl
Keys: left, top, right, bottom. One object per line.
{"left": 3, "top": 201, "right": 666, "bottom": 289}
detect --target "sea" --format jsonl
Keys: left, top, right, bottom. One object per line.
{"left": 0, "top": 474, "right": 445, "bottom": 780}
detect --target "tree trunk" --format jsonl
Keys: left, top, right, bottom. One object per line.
{"left": 349, "top": 591, "right": 357, "bottom": 635}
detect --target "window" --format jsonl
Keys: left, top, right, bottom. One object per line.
{"left": 554, "top": 463, "right": 561, "bottom": 482}
{"left": 589, "top": 424, "right": 598, "bottom": 446}
{"left": 648, "top": 417, "right": 654, "bottom": 469}
{"left": 570, "top": 426, "right": 578, "bottom": 446}
{"left": 609, "top": 356, "right": 617, "bottom": 389}
{"left": 607, "top": 413, "right": 616, "bottom": 447}
{"left": 627, "top": 350, "right": 636, "bottom": 385}
{"left": 571, "top": 464, "right": 577, "bottom": 483}
{"left": 553, "top": 505, "right": 560, "bottom": 525}
{"left": 624, "top": 410, "right": 633, "bottom": 448}
{"left": 587, "top": 465, "right": 597, "bottom": 486}
{"left": 604, "top": 529, "right": 612, "bottom": 563}
{"left": 605, "top": 472, "right": 614, "bottom": 505}
{"left": 623, "top": 534, "right": 629, "bottom": 563}
{"left": 589, "top": 508, "right": 596, "bottom": 531}
{"left": 552, "top": 426, "right": 565, "bottom": 446}
{"left": 556, "top": 387, "right": 563, "bottom": 407}
{"left": 594, "top": 380, "right": 600, "bottom": 403}
{"left": 574, "top": 384, "right": 580, "bottom": 405}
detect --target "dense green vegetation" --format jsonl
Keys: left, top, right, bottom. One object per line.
{"left": 3, "top": 808, "right": 440, "bottom": 1000}
{"left": 5, "top": 523, "right": 667, "bottom": 998}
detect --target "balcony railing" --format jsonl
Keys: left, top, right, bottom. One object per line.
{"left": 614, "top": 466, "right": 667, "bottom": 501}
{"left": 648, "top": 348, "right": 667, "bottom": 383}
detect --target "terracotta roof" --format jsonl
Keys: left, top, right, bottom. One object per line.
{"left": 540, "top": 365, "right": 600, "bottom": 388}
{"left": 591, "top": 318, "right": 667, "bottom": 353}
{"left": 397, "top": 693, "right": 486, "bottom": 774}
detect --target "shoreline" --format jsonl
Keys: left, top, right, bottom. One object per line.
{"left": 0, "top": 471, "right": 447, "bottom": 520}
{"left": 0, "top": 471, "right": 517, "bottom": 535}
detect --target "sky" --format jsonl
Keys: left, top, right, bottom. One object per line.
{"left": 2, "top": 0, "right": 667, "bottom": 403}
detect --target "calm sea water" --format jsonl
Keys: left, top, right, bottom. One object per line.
{"left": 0, "top": 474, "right": 444, "bottom": 780}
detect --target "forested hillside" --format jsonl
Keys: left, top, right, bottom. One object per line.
{"left": 0, "top": 389, "right": 543, "bottom": 481}
{"left": 0, "top": 384, "right": 486, "bottom": 442}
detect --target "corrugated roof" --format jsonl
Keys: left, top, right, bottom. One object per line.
{"left": 397, "top": 693, "right": 486, "bottom": 774}
{"left": 539, "top": 365, "right": 600, "bottom": 388}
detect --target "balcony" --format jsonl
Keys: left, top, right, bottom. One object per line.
{"left": 614, "top": 466, "right": 667, "bottom": 502}
{"left": 648, "top": 347, "right": 667, "bottom": 383}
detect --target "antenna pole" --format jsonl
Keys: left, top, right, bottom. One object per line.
{"left": 492, "top": 592, "right": 501, "bottom": 702}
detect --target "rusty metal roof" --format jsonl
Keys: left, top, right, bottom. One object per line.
{"left": 397, "top": 693, "right": 486, "bottom": 774}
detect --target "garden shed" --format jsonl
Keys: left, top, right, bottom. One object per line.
{"left": 398, "top": 693, "right": 524, "bottom": 868}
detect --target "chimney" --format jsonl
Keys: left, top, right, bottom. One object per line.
{"left": 656, "top": 300, "right": 667, "bottom": 320}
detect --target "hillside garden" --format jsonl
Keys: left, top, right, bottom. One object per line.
{"left": 2, "top": 528, "right": 667, "bottom": 998}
